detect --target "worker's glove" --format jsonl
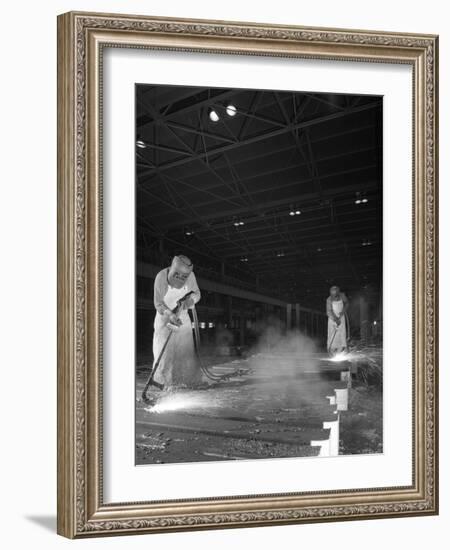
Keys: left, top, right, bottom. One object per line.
{"left": 167, "top": 313, "right": 182, "bottom": 330}
{"left": 183, "top": 297, "right": 195, "bottom": 309}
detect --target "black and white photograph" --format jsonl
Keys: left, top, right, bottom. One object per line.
{"left": 134, "top": 84, "right": 383, "bottom": 465}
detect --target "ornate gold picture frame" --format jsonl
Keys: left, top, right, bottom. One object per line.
{"left": 57, "top": 11, "right": 438, "bottom": 538}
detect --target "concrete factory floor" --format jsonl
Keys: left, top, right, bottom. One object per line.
{"left": 135, "top": 349, "right": 383, "bottom": 465}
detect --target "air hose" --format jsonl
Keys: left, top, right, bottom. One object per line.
{"left": 191, "top": 307, "right": 249, "bottom": 383}
{"left": 345, "top": 311, "right": 351, "bottom": 345}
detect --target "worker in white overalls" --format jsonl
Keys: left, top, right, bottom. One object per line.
{"left": 326, "top": 285, "right": 349, "bottom": 355}
{"left": 152, "top": 255, "right": 202, "bottom": 390}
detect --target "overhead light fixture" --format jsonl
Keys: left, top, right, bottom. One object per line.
{"left": 289, "top": 207, "right": 302, "bottom": 216}
{"left": 209, "top": 108, "right": 220, "bottom": 122}
{"left": 276, "top": 252, "right": 285, "bottom": 257}
{"left": 317, "top": 247, "right": 323, "bottom": 252}
{"left": 240, "top": 257, "right": 248, "bottom": 262}
{"left": 136, "top": 139, "right": 147, "bottom": 149}
{"left": 226, "top": 104, "right": 237, "bottom": 117}
{"left": 233, "top": 219, "right": 245, "bottom": 227}
{"left": 185, "top": 228, "right": 195, "bottom": 236}
{"left": 355, "top": 193, "right": 369, "bottom": 205}
{"left": 362, "top": 240, "right": 372, "bottom": 246}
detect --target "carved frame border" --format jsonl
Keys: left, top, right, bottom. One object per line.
{"left": 57, "top": 11, "right": 438, "bottom": 538}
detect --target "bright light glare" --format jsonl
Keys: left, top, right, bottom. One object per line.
{"left": 209, "top": 109, "right": 219, "bottom": 122}
{"left": 328, "top": 352, "right": 349, "bottom": 362}
{"left": 145, "top": 392, "right": 222, "bottom": 414}
{"left": 226, "top": 104, "right": 237, "bottom": 116}
{"left": 326, "top": 351, "right": 361, "bottom": 362}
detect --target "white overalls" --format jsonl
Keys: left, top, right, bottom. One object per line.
{"left": 152, "top": 281, "right": 202, "bottom": 389}
{"left": 327, "top": 298, "right": 347, "bottom": 353}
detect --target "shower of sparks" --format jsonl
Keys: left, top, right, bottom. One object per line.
{"left": 329, "top": 352, "right": 349, "bottom": 362}
{"left": 327, "top": 351, "right": 361, "bottom": 362}
{"left": 145, "top": 391, "right": 224, "bottom": 414}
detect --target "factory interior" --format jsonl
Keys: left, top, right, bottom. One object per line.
{"left": 134, "top": 83, "right": 383, "bottom": 465}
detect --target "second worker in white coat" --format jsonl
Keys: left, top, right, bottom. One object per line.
{"left": 326, "top": 285, "right": 349, "bottom": 355}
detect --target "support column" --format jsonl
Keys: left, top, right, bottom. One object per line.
{"left": 286, "top": 303, "right": 292, "bottom": 331}
{"left": 205, "top": 308, "right": 210, "bottom": 345}
{"left": 295, "top": 303, "right": 300, "bottom": 330}
{"left": 239, "top": 313, "right": 245, "bottom": 347}
{"left": 360, "top": 295, "right": 369, "bottom": 343}
{"left": 226, "top": 295, "right": 233, "bottom": 329}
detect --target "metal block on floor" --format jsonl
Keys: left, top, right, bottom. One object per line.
{"left": 340, "top": 370, "right": 352, "bottom": 387}
{"left": 326, "top": 394, "right": 337, "bottom": 405}
{"left": 335, "top": 388, "right": 348, "bottom": 411}
{"left": 311, "top": 437, "right": 331, "bottom": 457}
{"left": 323, "top": 414, "right": 340, "bottom": 456}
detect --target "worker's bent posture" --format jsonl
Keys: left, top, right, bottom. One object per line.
{"left": 152, "top": 255, "right": 202, "bottom": 390}
{"left": 326, "top": 285, "right": 349, "bottom": 354}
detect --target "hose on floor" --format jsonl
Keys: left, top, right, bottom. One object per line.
{"left": 345, "top": 311, "right": 351, "bottom": 344}
{"left": 191, "top": 307, "right": 249, "bottom": 383}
